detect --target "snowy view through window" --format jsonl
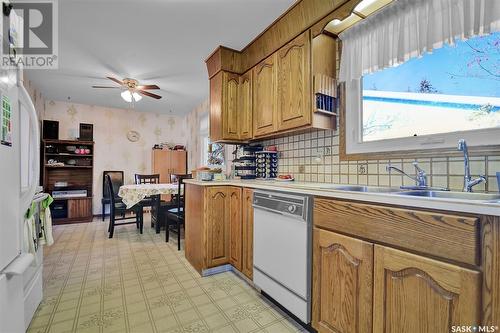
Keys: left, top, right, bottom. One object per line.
{"left": 362, "top": 32, "right": 500, "bottom": 142}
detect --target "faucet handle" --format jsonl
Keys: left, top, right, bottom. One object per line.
{"left": 412, "top": 161, "right": 424, "bottom": 173}
{"left": 412, "top": 162, "right": 428, "bottom": 187}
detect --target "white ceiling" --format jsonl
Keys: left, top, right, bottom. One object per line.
{"left": 26, "top": 0, "right": 296, "bottom": 116}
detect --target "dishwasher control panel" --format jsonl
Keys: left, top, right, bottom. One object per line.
{"left": 253, "top": 191, "right": 309, "bottom": 220}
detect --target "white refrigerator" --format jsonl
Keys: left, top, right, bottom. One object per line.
{"left": 0, "top": 63, "right": 42, "bottom": 333}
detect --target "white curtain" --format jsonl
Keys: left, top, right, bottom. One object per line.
{"left": 339, "top": 0, "right": 500, "bottom": 82}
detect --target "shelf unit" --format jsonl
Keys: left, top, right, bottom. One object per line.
{"left": 42, "top": 139, "right": 94, "bottom": 224}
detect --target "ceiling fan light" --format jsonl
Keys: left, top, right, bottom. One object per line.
{"left": 121, "top": 90, "right": 142, "bottom": 103}
{"left": 132, "top": 92, "right": 142, "bottom": 102}
{"left": 121, "top": 90, "right": 132, "bottom": 102}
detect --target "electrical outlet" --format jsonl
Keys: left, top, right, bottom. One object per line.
{"left": 358, "top": 163, "right": 368, "bottom": 175}
{"left": 298, "top": 165, "right": 305, "bottom": 173}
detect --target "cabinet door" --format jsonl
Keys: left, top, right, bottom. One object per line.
{"left": 228, "top": 187, "right": 242, "bottom": 271}
{"left": 209, "top": 72, "right": 223, "bottom": 141}
{"left": 312, "top": 228, "right": 373, "bottom": 333}
{"left": 206, "top": 187, "right": 230, "bottom": 267}
{"left": 373, "top": 245, "right": 481, "bottom": 333}
{"left": 238, "top": 72, "right": 253, "bottom": 140}
{"left": 68, "top": 198, "right": 92, "bottom": 219}
{"left": 253, "top": 54, "right": 277, "bottom": 137}
{"left": 169, "top": 150, "right": 187, "bottom": 175}
{"left": 241, "top": 188, "right": 254, "bottom": 279}
{"left": 277, "top": 31, "right": 311, "bottom": 131}
{"left": 222, "top": 72, "right": 240, "bottom": 140}
{"left": 152, "top": 150, "right": 170, "bottom": 183}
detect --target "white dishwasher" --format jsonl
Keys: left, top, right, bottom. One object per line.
{"left": 253, "top": 190, "right": 312, "bottom": 324}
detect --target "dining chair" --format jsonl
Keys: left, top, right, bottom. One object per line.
{"left": 164, "top": 174, "right": 192, "bottom": 250}
{"left": 106, "top": 174, "right": 143, "bottom": 238}
{"left": 134, "top": 174, "right": 162, "bottom": 233}
{"left": 102, "top": 171, "right": 124, "bottom": 221}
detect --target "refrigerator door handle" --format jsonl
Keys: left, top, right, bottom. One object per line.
{"left": 1, "top": 253, "right": 34, "bottom": 276}
{"left": 18, "top": 83, "right": 40, "bottom": 212}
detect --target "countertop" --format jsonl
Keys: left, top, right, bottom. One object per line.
{"left": 184, "top": 179, "right": 500, "bottom": 216}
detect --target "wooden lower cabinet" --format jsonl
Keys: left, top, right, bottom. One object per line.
{"left": 229, "top": 188, "right": 243, "bottom": 271}
{"left": 373, "top": 245, "right": 481, "bottom": 333}
{"left": 206, "top": 186, "right": 237, "bottom": 268}
{"left": 241, "top": 188, "right": 254, "bottom": 280}
{"left": 312, "top": 228, "right": 373, "bottom": 333}
{"left": 185, "top": 184, "right": 254, "bottom": 277}
{"left": 67, "top": 198, "right": 92, "bottom": 220}
{"left": 312, "top": 229, "right": 482, "bottom": 333}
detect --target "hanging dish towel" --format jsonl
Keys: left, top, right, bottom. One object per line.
{"left": 40, "top": 195, "right": 54, "bottom": 246}
{"left": 24, "top": 203, "right": 38, "bottom": 264}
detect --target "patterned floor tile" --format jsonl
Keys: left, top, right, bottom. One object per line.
{"left": 27, "top": 216, "right": 301, "bottom": 333}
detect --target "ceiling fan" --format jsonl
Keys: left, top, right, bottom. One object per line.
{"left": 92, "top": 77, "right": 162, "bottom": 102}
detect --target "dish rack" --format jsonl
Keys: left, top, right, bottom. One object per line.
{"left": 255, "top": 151, "right": 278, "bottom": 179}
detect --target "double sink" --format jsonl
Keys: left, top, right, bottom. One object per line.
{"left": 308, "top": 184, "right": 500, "bottom": 202}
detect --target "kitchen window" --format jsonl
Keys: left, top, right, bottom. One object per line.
{"left": 339, "top": 0, "right": 500, "bottom": 155}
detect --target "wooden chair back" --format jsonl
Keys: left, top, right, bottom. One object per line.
{"left": 135, "top": 174, "right": 160, "bottom": 184}
{"left": 175, "top": 174, "right": 192, "bottom": 213}
{"left": 103, "top": 171, "right": 124, "bottom": 199}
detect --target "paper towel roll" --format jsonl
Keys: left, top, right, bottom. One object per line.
{"left": 1, "top": 254, "right": 34, "bottom": 276}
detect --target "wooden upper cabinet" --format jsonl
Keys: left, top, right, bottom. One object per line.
{"left": 241, "top": 188, "right": 254, "bottom": 280}
{"left": 253, "top": 54, "right": 278, "bottom": 137}
{"left": 229, "top": 187, "right": 243, "bottom": 271}
{"left": 312, "top": 228, "right": 373, "bottom": 333}
{"left": 209, "top": 72, "right": 223, "bottom": 142}
{"left": 277, "top": 31, "right": 312, "bottom": 131}
{"left": 206, "top": 187, "right": 231, "bottom": 267}
{"left": 373, "top": 245, "right": 481, "bottom": 333}
{"left": 222, "top": 72, "right": 240, "bottom": 141}
{"left": 238, "top": 71, "right": 253, "bottom": 140}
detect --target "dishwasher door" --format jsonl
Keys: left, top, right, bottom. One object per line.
{"left": 253, "top": 208, "right": 309, "bottom": 298}
{"left": 252, "top": 191, "right": 311, "bottom": 323}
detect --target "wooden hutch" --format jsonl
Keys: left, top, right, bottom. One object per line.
{"left": 42, "top": 139, "right": 94, "bottom": 224}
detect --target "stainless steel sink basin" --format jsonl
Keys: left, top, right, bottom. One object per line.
{"left": 395, "top": 190, "right": 500, "bottom": 201}
{"left": 318, "top": 185, "right": 402, "bottom": 193}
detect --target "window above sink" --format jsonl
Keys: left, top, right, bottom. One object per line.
{"left": 338, "top": 0, "right": 500, "bottom": 158}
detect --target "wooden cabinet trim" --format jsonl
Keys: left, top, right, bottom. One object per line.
{"left": 242, "top": 188, "right": 254, "bottom": 280}
{"left": 229, "top": 188, "right": 243, "bottom": 271}
{"left": 314, "top": 198, "right": 480, "bottom": 266}
{"left": 481, "top": 216, "right": 500, "bottom": 325}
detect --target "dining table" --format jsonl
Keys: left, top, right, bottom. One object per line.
{"left": 118, "top": 183, "right": 181, "bottom": 208}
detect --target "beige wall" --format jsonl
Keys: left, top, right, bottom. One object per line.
{"left": 185, "top": 99, "right": 235, "bottom": 175}
{"left": 43, "top": 100, "right": 186, "bottom": 214}
{"left": 185, "top": 99, "right": 209, "bottom": 171}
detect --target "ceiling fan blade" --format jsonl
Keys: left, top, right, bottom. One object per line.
{"left": 107, "top": 76, "right": 124, "bottom": 85}
{"left": 138, "top": 90, "right": 162, "bottom": 99}
{"left": 92, "top": 85, "right": 121, "bottom": 89}
{"left": 136, "top": 84, "right": 160, "bottom": 90}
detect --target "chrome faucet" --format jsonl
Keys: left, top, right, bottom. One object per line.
{"left": 457, "top": 139, "right": 486, "bottom": 192}
{"left": 386, "top": 162, "right": 428, "bottom": 188}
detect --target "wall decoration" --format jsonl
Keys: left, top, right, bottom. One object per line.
{"left": 168, "top": 117, "right": 176, "bottom": 130}
{"left": 127, "top": 130, "right": 141, "bottom": 142}
{"left": 1, "top": 95, "right": 12, "bottom": 146}
{"left": 66, "top": 105, "right": 77, "bottom": 121}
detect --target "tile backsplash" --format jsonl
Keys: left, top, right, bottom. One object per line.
{"left": 259, "top": 129, "right": 500, "bottom": 193}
